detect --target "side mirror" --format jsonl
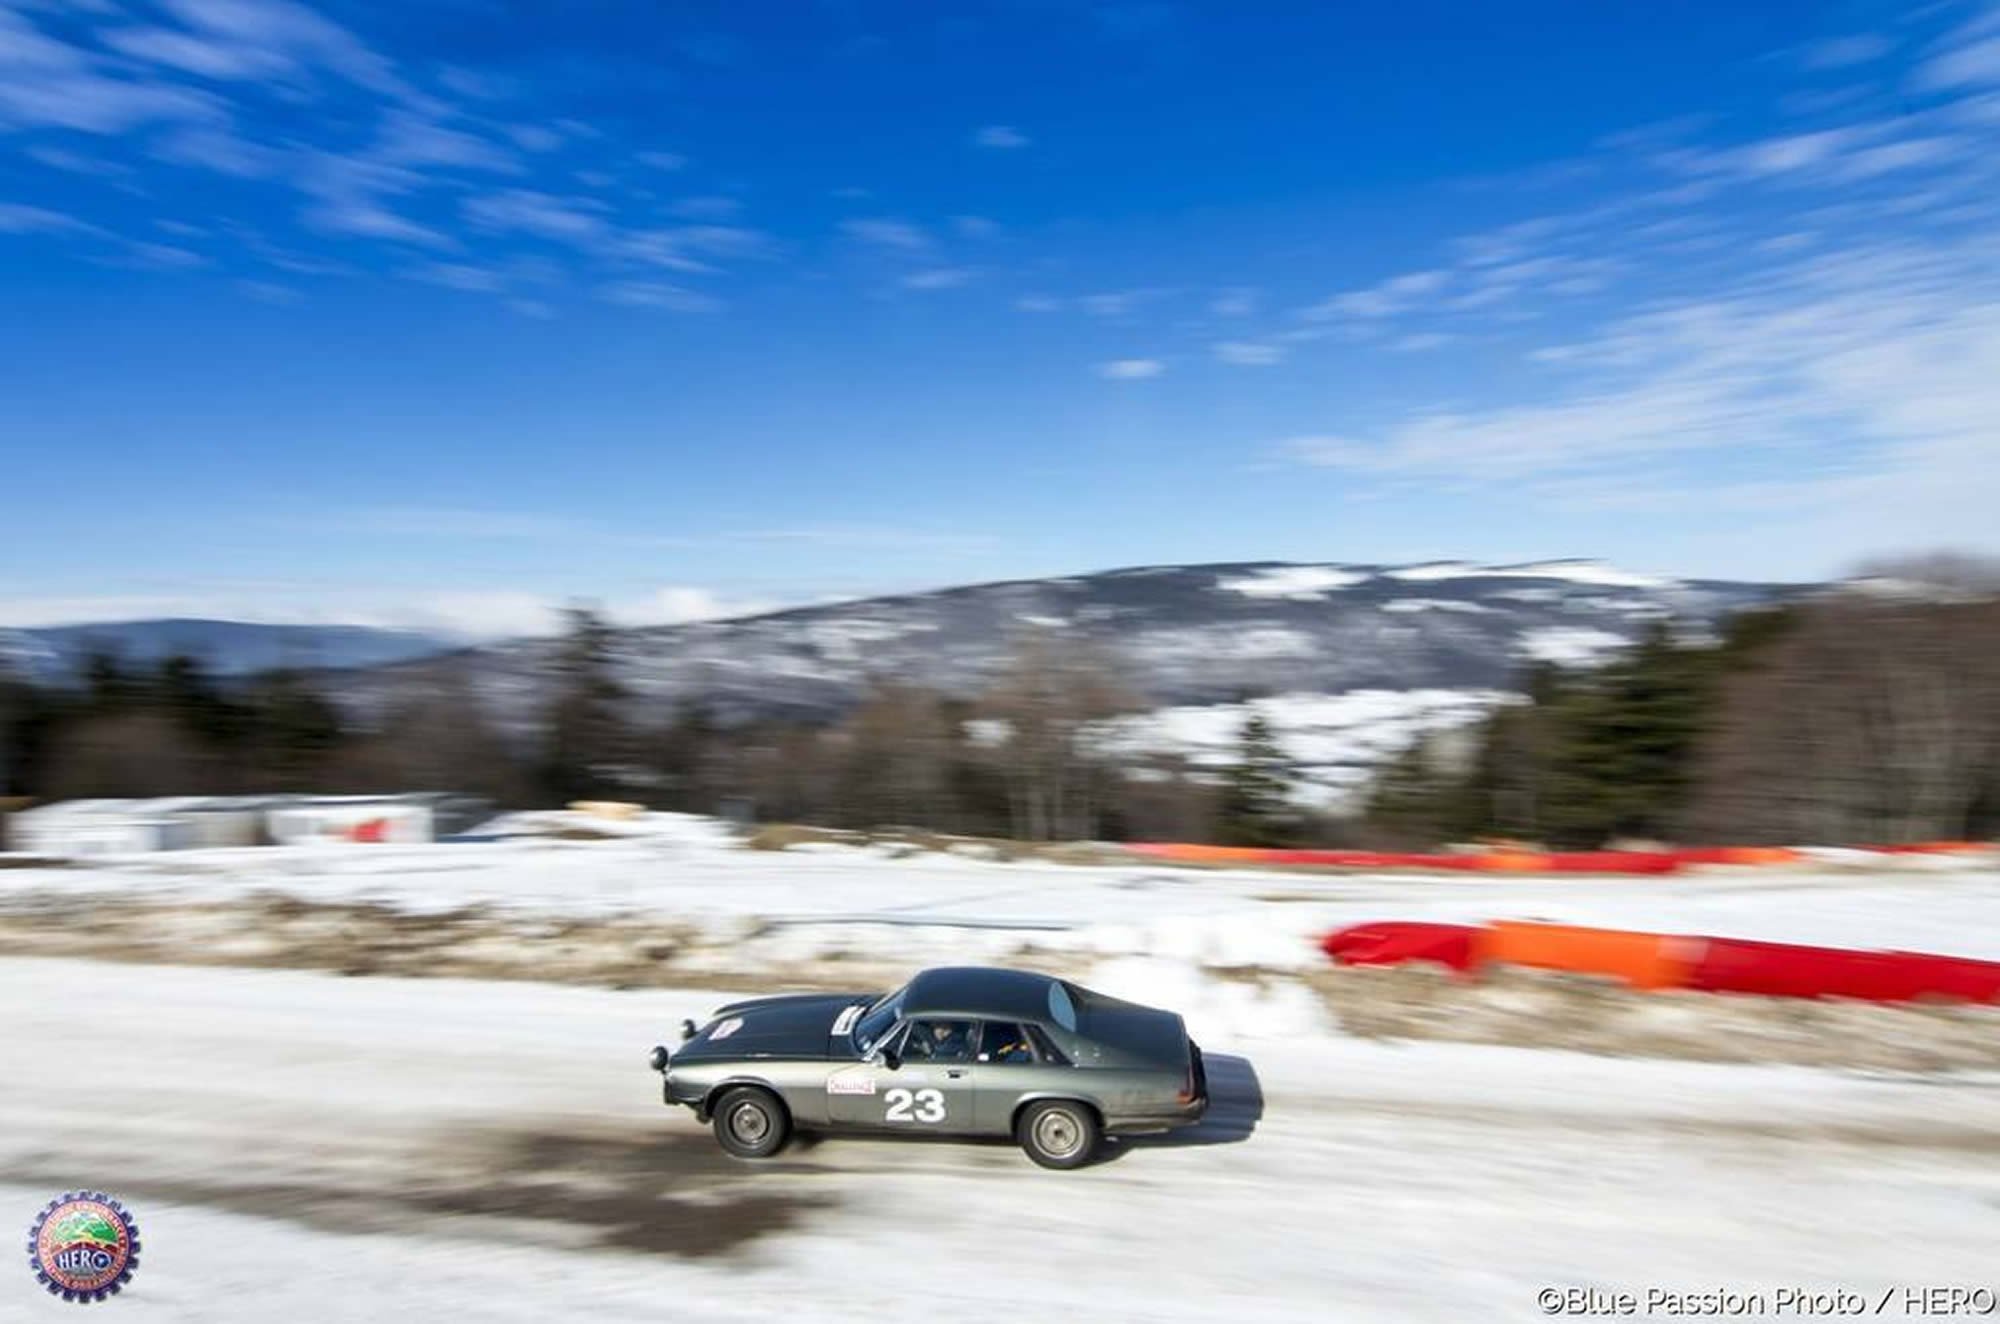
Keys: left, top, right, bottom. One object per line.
{"left": 679, "top": 1019, "right": 697, "bottom": 1042}
{"left": 647, "top": 1045, "right": 670, "bottom": 1073}
{"left": 880, "top": 1046, "right": 902, "bottom": 1072}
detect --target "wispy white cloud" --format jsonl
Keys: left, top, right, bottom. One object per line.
{"left": 841, "top": 216, "right": 929, "bottom": 249}
{"left": 667, "top": 194, "right": 742, "bottom": 220}
{"left": 1303, "top": 269, "right": 1449, "bottom": 320}
{"left": 0, "top": 202, "right": 101, "bottom": 235}
{"left": 1211, "top": 288, "right": 1257, "bottom": 317}
{"left": 235, "top": 278, "right": 300, "bottom": 304}
{"left": 972, "top": 124, "right": 1029, "bottom": 149}
{"left": 507, "top": 123, "right": 563, "bottom": 152}
{"left": 902, "top": 266, "right": 975, "bottom": 289}
{"left": 303, "top": 197, "right": 449, "bottom": 247}
{"left": 597, "top": 279, "right": 721, "bottom": 312}
{"left": 1079, "top": 288, "right": 1166, "bottom": 320}
{"left": 100, "top": 23, "right": 296, "bottom": 80}
{"left": 24, "top": 145, "right": 136, "bottom": 180}
{"left": 105, "top": 240, "right": 206, "bottom": 270}
{"left": 371, "top": 110, "right": 519, "bottom": 174}
{"left": 1213, "top": 340, "right": 1284, "bottom": 366}
{"left": 1283, "top": 229, "right": 2000, "bottom": 556}
{"left": 1798, "top": 34, "right": 1892, "bottom": 71}
{"left": 401, "top": 261, "right": 503, "bottom": 292}
{"left": 153, "top": 0, "right": 410, "bottom": 97}
{"left": 635, "top": 149, "right": 686, "bottom": 170}
{"left": 152, "top": 126, "right": 283, "bottom": 177}
{"left": 1917, "top": 32, "right": 2000, "bottom": 90}
{"left": 462, "top": 188, "right": 609, "bottom": 241}
{"left": 1096, "top": 358, "right": 1164, "bottom": 380}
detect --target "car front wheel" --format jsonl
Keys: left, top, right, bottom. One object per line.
{"left": 1017, "top": 1100, "right": 1099, "bottom": 1169}
{"left": 712, "top": 1086, "right": 790, "bottom": 1159}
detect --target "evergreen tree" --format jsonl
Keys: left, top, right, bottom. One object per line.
{"left": 537, "top": 606, "right": 629, "bottom": 802}
{"left": 245, "top": 668, "right": 344, "bottom": 792}
{"left": 1216, "top": 712, "right": 1297, "bottom": 846}
{"left": 1361, "top": 736, "right": 1450, "bottom": 847}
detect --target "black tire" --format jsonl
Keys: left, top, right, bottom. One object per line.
{"left": 712, "top": 1086, "right": 790, "bottom": 1159}
{"left": 1016, "top": 1100, "right": 1099, "bottom": 1170}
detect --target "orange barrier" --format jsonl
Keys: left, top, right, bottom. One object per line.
{"left": 1477, "top": 921, "right": 1704, "bottom": 990}
{"left": 1128, "top": 840, "right": 1982, "bottom": 873}
{"left": 1668, "top": 846, "right": 1804, "bottom": 866}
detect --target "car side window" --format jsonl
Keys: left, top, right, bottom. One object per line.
{"left": 901, "top": 1018, "right": 974, "bottom": 1063}
{"left": 976, "top": 1021, "right": 1035, "bottom": 1064}
{"left": 1024, "top": 1023, "right": 1071, "bottom": 1066}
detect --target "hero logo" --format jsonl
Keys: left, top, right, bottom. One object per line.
{"left": 883, "top": 1088, "right": 946, "bottom": 1123}
{"left": 826, "top": 1070, "right": 877, "bottom": 1096}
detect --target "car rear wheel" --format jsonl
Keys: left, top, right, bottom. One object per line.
{"left": 1017, "top": 1100, "right": 1099, "bottom": 1170}
{"left": 712, "top": 1086, "right": 790, "bottom": 1159}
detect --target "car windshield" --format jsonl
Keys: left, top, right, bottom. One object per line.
{"left": 852, "top": 987, "right": 905, "bottom": 1055}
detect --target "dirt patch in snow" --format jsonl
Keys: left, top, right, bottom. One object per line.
{"left": 3, "top": 1125, "right": 833, "bottom": 1260}
{"left": 1305, "top": 962, "right": 2000, "bottom": 1074}
{"left": 0, "top": 892, "right": 1092, "bottom": 994}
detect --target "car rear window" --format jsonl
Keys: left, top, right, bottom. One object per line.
{"left": 1046, "top": 980, "right": 1078, "bottom": 1032}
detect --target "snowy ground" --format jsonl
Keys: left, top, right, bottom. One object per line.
{"left": 3, "top": 957, "right": 1995, "bottom": 1322}
{"left": 6, "top": 819, "right": 2000, "bottom": 1318}
{"left": 7, "top": 812, "right": 2000, "bottom": 979}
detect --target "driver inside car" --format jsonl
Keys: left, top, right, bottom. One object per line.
{"left": 983, "top": 1025, "right": 1033, "bottom": 1063}
{"left": 907, "top": 1019, "right": 971, "bottom": 1061}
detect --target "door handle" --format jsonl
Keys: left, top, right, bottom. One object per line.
{"left": 947, "top": 1069, "right": 967, "bottom": 1079}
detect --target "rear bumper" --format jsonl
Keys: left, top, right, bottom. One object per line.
{"left": 1105, "top": 1087, "right": 1208, "bottom": 1136}
{"left": 1104, "top": 1037, "right": 1210, "bottom": 1134}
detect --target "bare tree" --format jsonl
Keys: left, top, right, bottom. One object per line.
{"left": 978, "top": 630, "right": 1141, "bottom": 841}
{"left": 1687, "top": 598, "right": 2000, "bottom": 843}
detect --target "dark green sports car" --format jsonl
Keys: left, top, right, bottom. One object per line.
{"left": 648, "top": 966, "right": 1209, "bottom": 1168}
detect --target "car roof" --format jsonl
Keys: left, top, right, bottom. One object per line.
{"left": 902, "top": 966, "right": 1059, "bottom": 1021}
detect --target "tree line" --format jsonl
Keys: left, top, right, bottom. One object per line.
{"left": 1362, "top": 560, "right": 2000, "bottom": 848}
{"left": 4, "top": 559, "right": 1997, "bottom": 848}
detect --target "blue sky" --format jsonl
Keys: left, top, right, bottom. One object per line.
{"left": 4, "top": 0, "right": 1999, "bottom": 636}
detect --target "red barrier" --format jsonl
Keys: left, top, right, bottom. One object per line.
{"left": 1689, "top": 938, "right": 2000, "bottom": 1002}
{"left": 1863, "top": 841, "right": 1990, "bottom": 855}
{"left": 1321, "top": 922, "right": 1481, "bottom": 973}
{"left": 1540, "top": 851, "right": 1681, "bottom": 875}
{"left": 1889, "top": 953, "right": 2000, "bottom": 1002}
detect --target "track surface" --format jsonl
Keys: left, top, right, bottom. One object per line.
{"left": 3, "top": 957, "right": 1997, "bottom": 1321}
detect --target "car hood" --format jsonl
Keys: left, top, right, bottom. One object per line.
{"left": 676, "top": 991, "right": 877, "bottom": 1061}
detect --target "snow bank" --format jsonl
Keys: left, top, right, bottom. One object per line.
{"left": 1086, "top": 955, "right": 1332, "bottom": 1041}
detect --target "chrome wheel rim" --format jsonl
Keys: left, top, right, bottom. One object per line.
{"left": 729, "top": 1102, "right": 770, "bottom": 1144}
{"left": 1034, "top": 1110, "right": 1082, "bottom": 1158}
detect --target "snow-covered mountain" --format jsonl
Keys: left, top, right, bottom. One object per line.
{"left": 0, "top": 619, "right": 454, "bottom": 682}
{"left": 328, "top": 559, "right": 1798, "bottom": 731}
{"left": 8, "top": 562, "right": 1800, "bottom": 805}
